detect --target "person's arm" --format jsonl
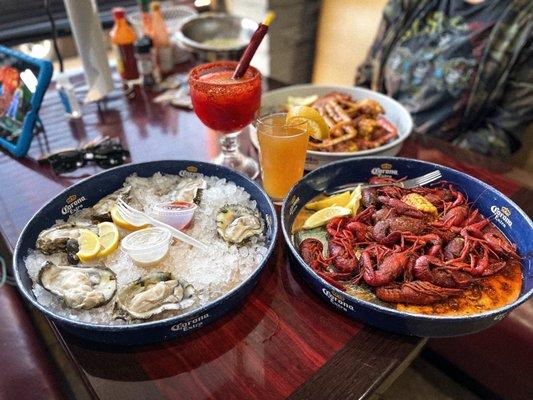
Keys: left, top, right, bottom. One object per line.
{"left": 355, "top": 0, "right": 410, "bottom": 88}
{"left": 453, "top": 42, "right": 533, "bottom": 157}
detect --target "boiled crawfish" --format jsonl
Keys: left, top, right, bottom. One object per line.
{"left": 376, "top": 281, "right": 463, "bottom": 305}
{"left": 413, "top": 255, "right": 472, "bottom": 288}
{"left": 299, "top": 238, "right": 326, "bottom": 271}
{"left": 297, "top": 178, "right": 519, "bottom": 307}
{"left": 299, "top": 238, "right": 351, "bottom": 290}
{"left": 362, "top": 246, "right": 414, "bottom": 287}
{"left": 372, "top": 216, "right": 426, "bottom": 245}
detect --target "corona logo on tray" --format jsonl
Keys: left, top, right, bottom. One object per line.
{"left": 289, "top": 195, "right": 300, "bottom": 216}
{"left": 66, "top": 194, "right": 77, "bottom": 204}
{"left": 371, "top": 163, "right": 399, "bottom": 177}
{"left": 491, "top": 205, "right": 513, "bottom": 228}
{"left": 61, "top": 194, "right": 87, "bottom": 215}
{"left": 171, "top": 313, "right": 210, "bottom": 332}
{"left": 266, "top": 215, "right": 273, "bottom": 230}
{"left": 179, "top": 167, "right": 203, "bottom": 179}
{"left": 322, "top": 288, "right": 354, "bottom": 312}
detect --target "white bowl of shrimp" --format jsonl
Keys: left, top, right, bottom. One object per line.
{"left": 251, "top": 85, "right": 413, "bottom": 170}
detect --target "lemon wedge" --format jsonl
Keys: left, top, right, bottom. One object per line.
{"left": 111, "top": 205, "right": 148, "bottom": 231}
{"left": 286, "top": 95, "right": 319, "bottom": 108}
{"left": 346, "top": 185, "right": 363, "bottom": 215}
{"left": 286, "top": 105, "right": 330, "bottom": 141}
{"left": 97, "top": 222, "right": 120, "bottom": 257}
{"left": 77, "top": 229, "right": 101, "bottom": 263}
{"left": 305, "top": 191, "right": 351, "bottom": 211}
{"left": 303, "top": 206, "right": 352, "bottom": 229}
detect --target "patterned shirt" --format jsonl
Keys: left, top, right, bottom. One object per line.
{"left": 356, "top": 0, "right": 532, "bottom": 158}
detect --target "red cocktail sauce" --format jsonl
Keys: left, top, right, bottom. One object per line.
{"left": 161, "top": 201, "right": 195, "bottom": 211}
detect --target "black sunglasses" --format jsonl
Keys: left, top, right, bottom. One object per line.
{"left": 39, "top": 137, "right": 130, "bottom": 174}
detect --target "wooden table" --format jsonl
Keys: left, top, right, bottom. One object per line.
{"left": 1, "top": 76, "right": 531, "bottom": 400}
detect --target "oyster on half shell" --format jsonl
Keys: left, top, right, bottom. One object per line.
{"left": 116, "top": 272, "right": 195, "bottom": 320}
{"left": 36, "top": 222, "right": 97, "bottom": 263}
{"left": 171, "top": 177, "right": 207, "bottom": 204}
{"left": 91, "top": 186, "right": 134, "bottom": 222}
{"left": 216, "top": 204, "right": 264, "bottom": 244}
{"left": 38, "top": 262, "right": 117, "bottom": 309}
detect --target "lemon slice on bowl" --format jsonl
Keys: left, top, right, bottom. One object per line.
{"left": 97, "top": 222, "right": 120, "bottom": 257}
{"left": 303, "top": 206, "right": 352, "bottom": 229}
{"left": 286, "top": 105, "right": 330, "bottom": 141}
{"left": 111, "top": 205, "right": 148, "bottom": 231}
{"left": 77, "top": 230, "right": 101, "bottom": 263}
{"left": 305, "top": 191, "right": 351, "bottom": 211}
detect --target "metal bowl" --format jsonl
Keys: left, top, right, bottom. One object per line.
{"left": 176, "top": 13, "right": 258, "bottom": 62}
{"left": 13, "top": 160, "right": 277, "bottom": 345}
{"left": 282, "top": 157, "right": 532, "bottom": 337}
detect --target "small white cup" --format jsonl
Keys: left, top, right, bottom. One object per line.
{"left": 150, "top": 201, "right": 197, "bottom": 230}
{"left": 121, "top": 227, "right": 172, "bottom": 266}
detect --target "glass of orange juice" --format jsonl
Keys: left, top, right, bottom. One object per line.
{"left": 256, "top": 113, "right": 309, "bottom": 202}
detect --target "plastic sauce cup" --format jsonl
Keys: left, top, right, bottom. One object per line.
{"left": 121, "top": 227, "right": 172, "bottom": 266}
{"left": 150, "top": 201, "right": 197, "bottom": 230}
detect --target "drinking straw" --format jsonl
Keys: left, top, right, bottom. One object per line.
{"left": 232, "top": 11, "right": 276, "bottom": 80}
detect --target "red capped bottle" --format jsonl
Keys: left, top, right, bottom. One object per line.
{"left": 110, "top": 7, "right": 139, "bottom": 81}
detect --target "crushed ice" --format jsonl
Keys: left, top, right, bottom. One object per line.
{"left": 24, "top": 173, "right": 269, "bottom": 324}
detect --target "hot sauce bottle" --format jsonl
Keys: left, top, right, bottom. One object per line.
{"left": 150, "top": 1, "right": 174, "bottom": 74}
{"left": 110, "top": 7, "right": 139, "bottom": 81}
{"left": 137, "top": 0, "right": 153, "bottom": 36}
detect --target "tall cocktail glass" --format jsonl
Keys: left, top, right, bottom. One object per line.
{"left": 256, "top": 113, "right": 309, "bottom": 202}
{"left": 189, "top": 61, "right": 261, "bottom": 179}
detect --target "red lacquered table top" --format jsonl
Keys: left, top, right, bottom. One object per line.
{"left": 1, "top": 77, "right": 531, "bottom": 400}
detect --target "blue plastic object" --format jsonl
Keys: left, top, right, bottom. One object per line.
{"left": 0, "top": 45, "right": 53, "bottom": 157}
{"left": 14, "top": 160, "right": 278, "bottom": 345}
{"left": 282, "top": 157, "right": 532, "bottom": 337}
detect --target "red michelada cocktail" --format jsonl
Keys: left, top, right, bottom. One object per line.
{"left": 189, "top": 61, "right": 261, "bottom": 178}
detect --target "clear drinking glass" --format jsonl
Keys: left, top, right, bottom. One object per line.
{"left": 189, "top": 61, "right": 261, "bottom": 179}
{"left": 256, "top": 113, "right": 309, "bottom": 202}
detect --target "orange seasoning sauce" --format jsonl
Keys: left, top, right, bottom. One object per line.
{"left": 292, "top": 208, "right": 314, "bottom": 234}
{"left": 397, "top": 260, "right": 522, "bottom": 316}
